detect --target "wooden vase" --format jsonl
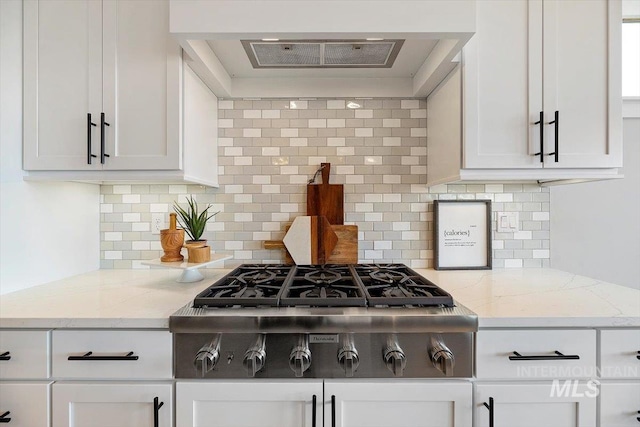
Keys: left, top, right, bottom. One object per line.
{"left": 188, "top": 245, "right": 211, "bottom": 263}
{"left": 184, "top": 239, "right": 207, "bottom": 249}
{"left": 160, "top": 213, "right": 185, "bottom": 262}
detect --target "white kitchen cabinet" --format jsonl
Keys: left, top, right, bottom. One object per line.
{"left": 24, "top": 0, "right": 180, "bottom": 172}
{"left": 52, "top": 382, "right": 172, "bottom": 427}
{"left": 474, "top": 382, "right": 597, "bottom": 427}
{"left": 600, "top": 382, "right": 640, "bottom": 427}
{"left": 476, "top": 329, "right": 596, "bottom": 379}
{"left": 176, "top": 381, "right": 323, "bottom": 427}
{"left": 51, "top": 330, "right": 172, "bottom": 379}
{"left": 427, "top": 0, "right": 622, "bottom": 186}
{"left": 600, "top": 329, "right": 640, "bottom": 379}
{"left": 0, "top": 382, "right": 51, "bottom": 427}
{"left": 325, "top": 380, "right": 472, "bottom": 427}
{"left": 0, "top": 330, "right": 50, "bottom": 379}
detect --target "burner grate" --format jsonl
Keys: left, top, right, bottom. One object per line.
{"left": 352, "top": 264, "right": 454, "bottom": 307}
{"left": 280, "top": 265, "right": 367, "bottom": 307}
{"left": 193, "top": 265, "right": 293, "bottom": 308}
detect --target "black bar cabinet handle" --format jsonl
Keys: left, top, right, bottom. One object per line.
{"left": 483, "top": 397, "right": 494, "bottom": 427}
{"left": 331, "top": 395, "right": 336, "bottom": 427}
{"left": 547, "top": 110, "right": 559, "bottom": 162}
{"left": 0, "top": 411, "right": 10, "bottom": 423}
{"left": 153, "top": 397, "right": 164, "bottom": 427}
{"left": 87, "top": 113, "right": 97, "bottom": 164}
{"left": 509, "top": 350, "right": 579, "bottom": 361}
{"left": 311, "top": 394, "right": 317, "bottom": 427}
{"left": 0, "top": 352, "right": 10, "bottom": 361}
{"left": 533, "top": 111, "right": 544, "bottom": 162}
{"left": 67, "top": 351, "right": 138, "bottom": 361}
{"left": 100, "top": 112, "right": 110, "bottom": 164}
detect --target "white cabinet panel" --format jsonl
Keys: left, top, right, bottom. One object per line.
{"left": 102, "top": 0, "right": 181, "bottom": 170}
{"left": 52, "top": 382, "right": 172, "bottom": 427}
{"left": 475, "top": 382, "right": 596, "bottom": 427}
{"left": 463, "top": 0, "right": 542, "bottom": 169}
{"left": 23, "top": 0, "right": 102, "bottom": 170}
{"left": 600, "top": 382, "right": 640, "bottom": 427}
{"left": 542, "top": 0, "right": 622, "bottom": 168}
{"left": 325, "top": 380, "right": 472, "bottom": 427}
{"left": 0, "top": 382, "right": 51, "bottom": 427}
{"left": 52, "top": 330, "right": 172, "bottom": 379}
{"left": 176, "top": 381, "right": 323, "bottom": 427}
{"left": 476, "top": 329, "right": 596, "bottom": 379}
{"left": 600, "top": 329, "right": 640, "bottom": 378}
{"left": 0, "top": 330, "right": 49, "bottom": 379}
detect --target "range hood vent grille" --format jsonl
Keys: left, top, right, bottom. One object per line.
{"left": 242, "top": 40, "right": 404, "bottom": 69}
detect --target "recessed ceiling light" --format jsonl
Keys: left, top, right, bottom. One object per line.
{"left": 261, "top": 38, "right": 279, "bottom": 42}
{"left": 366, "top": 38, "right": 384, "bottom": 41}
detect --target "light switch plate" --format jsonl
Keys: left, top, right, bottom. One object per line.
{"left": 497, "top": 212, "right": 519, "bottom": 233}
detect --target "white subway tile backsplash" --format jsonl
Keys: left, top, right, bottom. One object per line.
{"left": 100, "top": 98, "right": 549, "bottom": 269}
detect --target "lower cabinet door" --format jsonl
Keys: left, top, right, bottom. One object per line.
{"left": 0, "top": 382, "right": 51, "bottom": 427}
{"left": 176, "top": 380, "right": 323, "bottom": 427}
{"left": 324, "top": 380, "right": 472, "bottom": 427}
{"left": 474, "top": 382, "right": 597, "bottom": 427}
{"left": 600, "top": 382, "right": 640, "bottom": 427}
{"left": 52, "top": 382, "right": 172, "bottom": 427}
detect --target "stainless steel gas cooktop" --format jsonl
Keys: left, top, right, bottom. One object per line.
{"left": 170, "top": 263, "right": 477, "bottom": 380}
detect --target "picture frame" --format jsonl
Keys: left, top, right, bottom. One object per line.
{"left": 434, "top": 200, "right": 492, "bottom": 270}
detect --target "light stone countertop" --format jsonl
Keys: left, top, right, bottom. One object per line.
{"left": 0, "top": 268, "right": 638, "bottom": 329}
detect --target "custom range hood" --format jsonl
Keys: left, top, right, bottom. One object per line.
{"left": 170, "top": 0, "right": 476, "bottom": 98}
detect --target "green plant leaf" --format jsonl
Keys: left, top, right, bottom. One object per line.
{"left": 172, "top": 195, "right": 219, "bottom": 241}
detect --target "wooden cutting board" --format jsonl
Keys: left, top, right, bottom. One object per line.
{"left": 264, "top": 224, "right": 358, "bottom": 264}
{"left": 307, "top": 163, "right": 344, "bottom": 225}
{"left": 282, "top": 216, "right": 338, "bottom": 265}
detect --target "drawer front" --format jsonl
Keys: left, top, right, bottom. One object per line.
{"left": 0, "top": 382, "right": 51, "bottom": 427}
{"left": 476, "top": 329, "right": 596, "bottom": 379}
{"left": 0, "top": 330, "right": 49, "bottom": 379}
{"left": 600, "top": 329, "right": 640, "bottom": 378}
{"left": 52, "top": 330, "right": 172, "bottom": 379}
{"left": 600, "top": 382, "right": 640, "bottom": 427}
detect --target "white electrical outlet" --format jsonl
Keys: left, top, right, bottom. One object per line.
{"left": 151, "top": 213, "right": 165, "bottom": 235}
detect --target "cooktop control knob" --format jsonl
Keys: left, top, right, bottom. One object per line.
{"left": 289, "top": 334, "right": 312, "bottom": 378}
{"left": 383, "top": 335, "right": 407, "bottom": 377}
{"left": 194, "top": 334, "right": 222, "bottom": 377}
{"left": 429, "top": 336, "right": 455, "bottom": 377}
{"left": 337, "top": 335, "right": 360, "bottom": 377}
{"left": 243, "top": 334, "right": 267, "bottom": 377}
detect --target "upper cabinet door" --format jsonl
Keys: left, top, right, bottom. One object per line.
{"left": 23, "top": 0, "right": 103, "bottom": 170}
{"left": 101, "top": 0, "right": 181, "bottom": 170}
{"left": 463, "top": 0, "right": 543, "bottom": 169}
{"left": 543, "top": 0, "right": 622, "bottom": 168}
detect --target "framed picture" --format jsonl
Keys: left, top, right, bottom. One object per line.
{"left": 434, "top": 200, "right": 492, "bottom": 270}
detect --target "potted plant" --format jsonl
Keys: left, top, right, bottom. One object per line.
{"left": 173, "top": 195, "right": 219, "bottom": 262}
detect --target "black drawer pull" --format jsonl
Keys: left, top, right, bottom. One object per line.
{"left": 311, "top": 394, "right": 317, "bottom": 427}
{"left": 153, "top": 397, "right": 164, "bottom": 427}
{"left": 546, "top": 110, "right": 559, "bottom": 162}
{"left": 0, "top": 411, "right": 10, "bottom": 423}
{"left": 532, "top": 111, "right": 544, "bottom": 162}
{"left": 636, "top": 351, "right": 639, "bottom": 360}
{"left": 0, "top": 352, "right": 10, "bottom": 361}
{"left": 68, "top": 351, "right": 138, "bottom": 361}
{"left": 509, "top": 350, "right": 579, "bottom": 361}
{"left": 483, "top": 397, "right": 494, "bottom": 427}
